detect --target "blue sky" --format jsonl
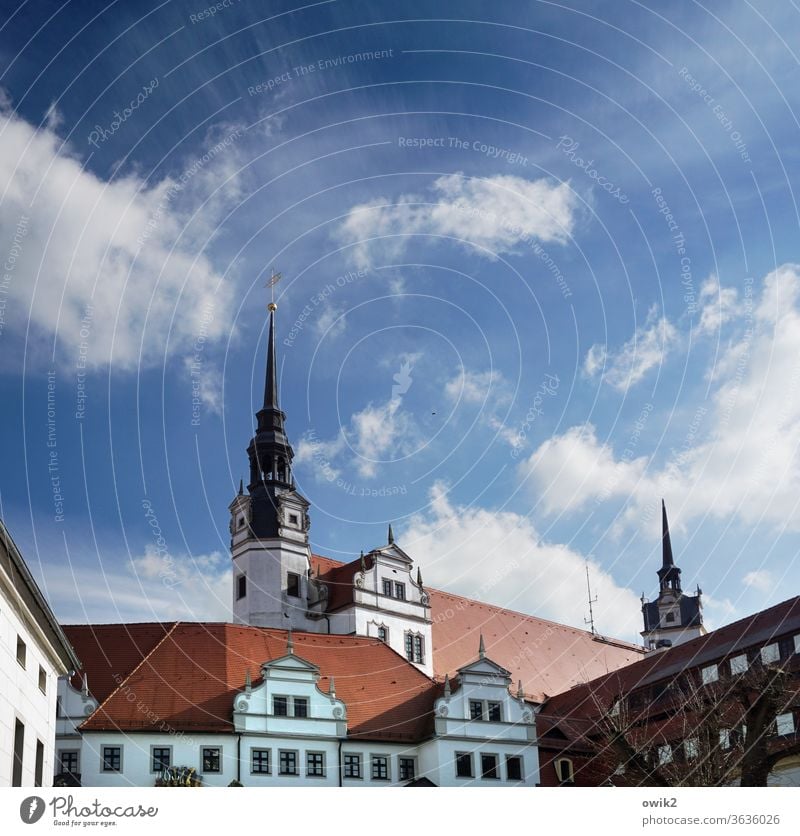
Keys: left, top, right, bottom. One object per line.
{"left": 1, "top": 0, "right": 799, "bottom": 642}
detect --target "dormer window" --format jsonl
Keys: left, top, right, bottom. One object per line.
{"left": 289, "top": 513, "right": 299, "bottom": 527}
{"left": 273, "top": 696, "right": 288, "bottom": 716}
{"left": 382, "top": 579, "right": 392, "bottom": 596}
{"left": 237, "top": 516, "right": 245, "bottom": 529}
{"left": 665, "top": 612, "right": 676, "bottom": 623}
{"left": 394, "top": 582, "right": 406, "bottom": 601}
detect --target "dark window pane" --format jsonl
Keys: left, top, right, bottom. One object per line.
{"left": 487, "top": 702, "right": 502, "bottom": 722}
{"left": 371, "top": 756, "right": 389, "bottom": 780}
{"left": 382, "top": 579, "right": 392, "bottom": 596}
{"left": 12, "top": 720, "right": 24, "bottom": 786}
{"left": 273, "top": 696, "right": 288, "bottom": 716}
{"left": 152, "top": 748, "right": 171, "bottom": 772}
{"left": 16, "top": 637, "right": 26, "bottom": 668}
{"left": 294, "top": 698, "right": 308, "bottom": 718}
{"left": 413, "top": 635, "right": 424, "bottom": 663}
{"left": 287, "top": 572, "right": 300, "bottom": 598}
{"left": 60, "top": 751, "right": 79, "bottom": 775}
{"left": 399, "top": 758, "right": 415, "bottom": 781}
{"left": 237, "top": 575, "right": 247, "bottom": 600}
{"left": 252, "top": 749, "right": 270, "bottom": 774}
{"left": 202, "top": 748, "right": 221, "bottom": 773}
{"left": 506, "top": 756, "right": 522, "bottom": 781}
{"left": 279, "top": 751, "right": 297, "bottom": 775}
{"left": 481, "top": 754, "right": 498, "bottom": 779}
{"left": 34, "top": 740, "right": 44, "bottom": 787}
{"left": 394, "top": 583, "right": 405, "bottom": 600}
{"left": 404, "top": 633, "right": 414, "bottom": 661}
{"left": 102, "top": 747, "right": 121, "bottom": 772}
{"left": 469, "top": 700, "right": 483, "bottom": 720}
{"left": 456, "top": 753, "right": 473, "bottom": 778}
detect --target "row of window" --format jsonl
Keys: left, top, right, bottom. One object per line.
{"left": 404, "top": 632, "right": 425, "bottom": 664}
{"left": 455, "top": 752, "right": 523, "bottom": 781}
{"left": 11, "top": 719, "right": 45, "bottom": 787}
{"left": 469, "top": 699, "right": 503, "bottom": 722}
{"left": 236, "top": 572, "right": 303, "bottom": 601}
{"left": 382, "top": 579, "right": 406, "bottom": 600}
{"left": 272, "top": 696, "right": 308, "bottom": 717}
{"left": 88, "top": 745, "right": 417, "bottom": 781}
{"left": 14, "top": 635, "right": 48, "bottom": 694}
{"left": 700, "top": 634, "right": 800, "bottom": 685}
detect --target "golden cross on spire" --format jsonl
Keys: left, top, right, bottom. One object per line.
{"left": 266, "top": 266, "right": 282, "bottom": 311}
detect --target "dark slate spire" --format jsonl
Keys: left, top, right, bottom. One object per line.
{"left": 263, "top": 303, "right": 279, "bottom": 412}
{"left": 387, "top": 522, "right": 394, "bottom": 544}
{"left": 657, "top": 499, "right": 681, "bottom": 592}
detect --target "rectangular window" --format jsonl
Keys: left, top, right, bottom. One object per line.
{"left": 287, "top": 572, "right": 300, "bottom": 598}
{"left": 289, "top": 513, "right": 299, "bottom": 526}
{"left": 293, "top": 697, "right": 308, "bottom": 718}
{"left": 343, "top": 753, "right": 361, "bottom": 779}
{"left": 236, "top": 574, "right": 247, "bottom": 600}
{"left": 273, "top": 696, "right": 288, "bottom": 716}
{"left": 382, "top": 579, "right": 392, "bottom": 596}
{"left": 405, "top": 633, "right": 414, "bottom": 662}
{"left": 684, "top": 739, "right": 699, "bottom": 760}
{"left": 776, "top": 713, "right": 795, "bottom": 736}
{"left": 60, "top": 750, "right": 79, "bottom": 775}
{"left": 487, "top": 701, "right": 502, "bottom": 722}
{"left": 455, "top": 752, "right": 473, "bottom": 778}
{"left": 794, "top": 634, "right": 800, "bottom": 654}
{"left": 761, "top": 643, "right": 780, "bottom": 665}
{"left": 152, "top": 747, "right": 171, "bottom": 772}
{"left": 701, "top": 664, "right": 719, "bottom": 685}
{"left": 394, "top": 582, "right": 406, "bottom": 600}
{"left": 413, "top": 635, "right": 424, "bottom": 664}
{"left": 557, "top": 758, "right": 574, "bottom": 783}
{"left": 377, "top": 626, "right": 388, "bottom": 643}
{"left": 371, "top": 755, "right": 389, "bottom": 781}
{"left": 730, "top": 653, "right": 749, "bottom": 675}
{"left": 469, "top": 700, "right": 484, "bottom": 720}
{"left": 658, "top": 745, "right": 673, "bottom": 765}
{"left": 279, "top": 750, "right": 297, "bottom": 776}
{"left": 38, "top": 666, "right": 47, "bottom": 694}
{"left": 34, "top": 740, "right": 44, "bottom": 787}
{"left": 506, "top": 756, "right": 523, "bottom": 781}
{"left": 251, "top": 749, "right": 270, "bottom": 774}
{"left": 481, "top": 753, "right": 499, "bottom": 779}
{"left": 202, "top": 748, "right": 221, "bottom": 773}
{"left": 12, "top": 720, "right": 24, "bottom": 786}
{"left": 16, "top": 636, "right": 26, "bottom": 668}
{"left": 306, "top": 752, "right": 325, "bottom": 777}
{"left": 399, "top": 757, "right": 416, "bottom": 781}
{"left": 102, "top": 746, "right": 121, "bottom": 772}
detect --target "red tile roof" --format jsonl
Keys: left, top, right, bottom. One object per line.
{"left": 316, "top": 553, "right": 375, "bottom": 613}
{"left": 310, "top": 554, "right": 644, "bottom": 701}
{"left": 71, "top": 623, "right": 436, "bottom": 741}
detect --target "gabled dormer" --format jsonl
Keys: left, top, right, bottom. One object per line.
{"left": 433, "top": 636, "right": 536, "bottom": 742}
{"left": 233, "top": 633, "right": 347, "bottom": 738}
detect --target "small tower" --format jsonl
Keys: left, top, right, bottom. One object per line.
{"left": 231, "top": 299, "right": 314, "bottom": 630}
{"left": 641, "top": 500, "right": 705, "bottom": 651}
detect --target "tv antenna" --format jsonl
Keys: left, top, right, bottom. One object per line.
{"left": 584, "top": 561, "right": 598, "bottom": 635}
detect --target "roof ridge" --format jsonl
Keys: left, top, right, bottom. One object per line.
{"left": 80, "top": 620, "right": 182, "bottom": 729}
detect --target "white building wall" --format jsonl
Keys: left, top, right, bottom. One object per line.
{"left": 0, "top": 582, "right": 66, "bottom": 787}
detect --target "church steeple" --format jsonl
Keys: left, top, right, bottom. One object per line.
{"left": 657, "top": 499, "right": 681, "bottom": 593}
{"left": 246, "top": 303, "right": 298, "bottom": 538}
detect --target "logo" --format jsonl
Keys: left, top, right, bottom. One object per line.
{"left": 20, "top": 796, "right": 45, "bottom": 824}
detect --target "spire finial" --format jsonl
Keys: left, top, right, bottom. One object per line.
{"left": 360, "top": 550, "right": 366, "bottom": 572}
{"left": 81, "top": 673, "right": 89, "bottom": 697}
{"left": 416, "top": 566, "right": 423, "bottom": 587}
{"left": 517, "top": 679, "right": 524, "bottom": 700}
{"left": 287, "top": 625, "right": 294, "bottom": 655}
{"left": 387, "top": 522, "right": 394, "bottom": 544}
{"left": 245, "top": 668, "right": 252, "bottom": 693}
{"left": 478, "top": 633, "right": 486, "bottom": 659}
{"left": 444, "top": 673, "right": 451, "bottom": 697}
{"left": 238, "top": 478, "right": 244, "bottom": 496}
{"left": 329, "top": 676, "right": 336, "bottom": 698}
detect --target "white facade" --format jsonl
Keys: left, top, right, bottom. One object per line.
{"left": 1, "top": 522, "right": 78, "bottom": 787}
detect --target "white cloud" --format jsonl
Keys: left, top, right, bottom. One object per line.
{"left": 347, "top": 396, "right": 418, "bottom": 478}
{"left": 313, "top": 304, "right": 347, "bottom": 340}
{"left": 0, "top": 107, "right": 241, "bottom": 370}
{"left": 531, "top": 265, "right": 800, "bottom": 532}
{"left": 697, "top": 275, "right": 740, "bottom": 335}
{"left": 37, "top": 545, "right": 231, "bottom": 623}
{"left": 402, "top": 482, "right": 642, "bottom": 640}
{"left": 585, "top": 305, "right": 678, "bottom": 391}
{"left": 338, "top": 173, "right": 578, "bottom": 267}
{"left": 742, "top": 570, "right": 774, "bottom": 593}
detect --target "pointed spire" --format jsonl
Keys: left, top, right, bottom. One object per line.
{"left": 478, "top": 633, "right": 486, "bottom": 660}
{"left": 238, "top": 478, "right": 244, "bottom": 496}
{"left": 517, "top": 680, "right": 524, "bottom": 700}
{"left": 360, "top": 550, "right": 366, "bottom": 572}
{"left": 416, "top": 566, "right": 423, "bottom": 587}
{"left": 287, "top": 625, "right": 294, "bottom": 655}
{"left": 264, "top": 304, "right": 279, "bottom": 412}
{"left": 81, "top": 673, "right": 89, "bottom": 697}
{"left": 443, "top": 673, "right": 451, "bottom": 698}
{"left": 245, "top": 668, "right": 252, "bottom": 694}
{"left": 661, "top": 499, "right": 674, "bottom": 568}
{"left": 329, "top": 676, "right": 336, "bottom": 698}
{"left": 387, "top": 522, "right": 394, "bottom": 544}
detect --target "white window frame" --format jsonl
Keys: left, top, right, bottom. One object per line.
{"left": 278, "top": 748, "right": 299, "bottom": 776}
{"left": 101, "top": 745, "right": 123, "bottom": 773}
{"left": 250, "top": 748, "right": 271, "bottom": 775}
{"left": 776, "top": 713, "right": 795, "bottom": 736}
{"left": 729, "top": 653, "right": 749, "bottom": 675}
{"left": 201, "top": 746, "right": 222, "bottom": 774}
{"left": 292, "top": 696, "right": 309, "bottom": 718}
{"left": 59, "top": 749, "right": 80, "bottom": 774}
{"left": 480, "top": 752, "right": 500, "bottom": 780}
{"left": 555, "top": 757, "right": 574, "bottom": 783}
{"left": 370, "top": 753, "right": 391, "bottom": 782}
{"left": 398, "top": 755, "right": 417, "bottom": 782}
{"left": 455, "top": 751, "right": 473, "bottom": 778}
{"left": 343, "top": 752, "right": 362, "bottom": 780}
{"left": 761, "top": 643, "right": 780, "bottom": 665}
{"left": 701, "top": 664, "right": 719, "bottom": 685}
{"left": 150, "top": 745, "right": 172, "bottom": 773}
{"left": 306, "top": 750, "right": 326, "bottom": 778}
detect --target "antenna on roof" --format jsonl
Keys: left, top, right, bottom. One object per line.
{"left": 584, "top": 561, "right": 598, "bottom": 636}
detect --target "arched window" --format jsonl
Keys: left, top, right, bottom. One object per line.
{"left": 555, "top": 758, "right": 574, "bottom": 784}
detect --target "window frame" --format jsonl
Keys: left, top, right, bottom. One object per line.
{"left": 729, "top": 653, "right": 749, "bottom": 675}
{"left": 377, "top": 625, "right": 388, "bottom": 643}
{"left": 278, "top": 749, "right": 298, "bottom": 776}
{"left": 700, "top": 664, "right": 719, "bottom": 685}
{"left": 306, "top": 751, "right": 326, "bottom": 778}
{"left": 394, "top": 582, "right": 406, "bottom": 601}
{"left": 776, "top": 712, "right": 795, "bottom": 736}
{"left": 480, "top": 752, "right": 500, "bottom": 780}
{"left": 556, "top": 757, "right": 574, "bottom": 784}
{"left": 657, "top": 744, "right": 673, "bottom": 765}
{"left": 506, "top": 755, "right": 523, "bottom": 781}
{"left": 273, "top": 695, "right": 289, "bottom": 716}
{"left": 487, "top": 701, "right": 502, "bottom": 722}
{"left": 455, "top": 751, "right": 474, "bottom": 778}
{"left": 38, "top": 665, "right": 47, "bottom": 694}
{"left": 684, "top": 738, "right": 699, "bottom": 760}
{"left": 102, "top": 745, "right": 123, "bottom": 773}
{"left": 59, "top": 750, "right": 80, "bottom": 775}
{"left": 201, "top": 747, "right": 221, "bottom": 774}
{"left": 761, "top": 643, "right": 780, "bottom": 665}
{"left": 370, "top": 754, "right": 390, "bottom": 782}
{"left": 404, "top": 632, "right": 414, "bottom": 662}
{"left": 398, "top": 756, "right": 416, "bottom": 782}
{"left": 413, "top": 634, "right": 424, "bottom": 664}
{"left": 236, "top": 574, "right": 247, "bottom": 600}
{"left": 293, "top": 696, "right": 309, "bottom": 718}
{"left": 287, "top": 572, "right": 301, "bottom": 598}
{"left": 469, "top": 699, "right": 484, "bottom": 720}
{"left": 251, "top": 748, "right": 271, "bottom": 775}
{"left": 343, "top": 752, "right": 362, "bottom": 779}
{"left": 16, "top": 636, "right": 26, "bottom": 668}
{"left": 382, "top": 579, "right": 392, "bottom": 597}
{"left": 151, "top": 745, "right": 172, "bottom": 773}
